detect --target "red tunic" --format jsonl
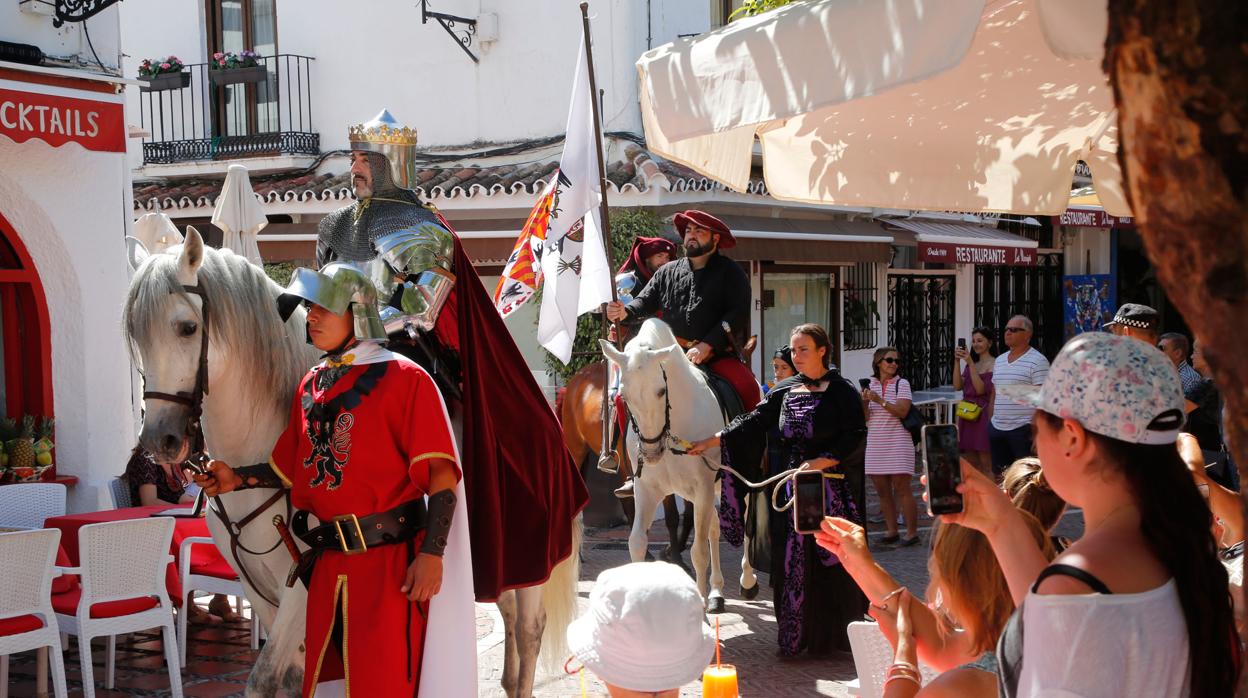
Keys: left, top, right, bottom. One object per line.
{"left": 269, "top": 357, "right": 458, "bottom": 698}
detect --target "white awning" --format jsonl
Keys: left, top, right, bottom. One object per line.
{"left": 885, "top": 220, "right": 1038, "bottom": 248}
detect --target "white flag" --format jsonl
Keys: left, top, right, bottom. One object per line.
{"left": 536, "top": 37, "right": 612, "bottom": 363}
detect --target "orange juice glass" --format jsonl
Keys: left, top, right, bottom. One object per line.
{"left": 702, "top": 664, "right": 739, "bottom": 698}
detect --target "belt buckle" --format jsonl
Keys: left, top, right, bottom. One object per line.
{"left": 332, "top": 514, "right": 368, "bottom": 555}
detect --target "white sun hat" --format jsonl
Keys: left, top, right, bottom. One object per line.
{"left": 566, "top": 561, "right": 715, "bottom": 692}
{"left": 998, "top": 332, "right": 1184, "bottom": 445}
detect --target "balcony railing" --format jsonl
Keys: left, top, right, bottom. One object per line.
{"left": 138, "top": 54, "right": 319, "bottom": 166}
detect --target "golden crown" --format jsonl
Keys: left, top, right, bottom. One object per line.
{"left": 348, "top": 122, "right": 418, "bottom": 146}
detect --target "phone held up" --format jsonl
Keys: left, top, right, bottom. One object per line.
{"left": 957, "top": 337, "right": 967, "bottom": 350}
{"left": 921, "top": 424, "right": 963, "bottom": 515}
{"left": 792, "top": 470, "right": 826, "bottom": 534}
{"left": 858, "top": 377, "right": 872, "bottom": 391}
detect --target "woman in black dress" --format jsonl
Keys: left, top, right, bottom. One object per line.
{"left": 690, "top": 324, "right": 869, "bottom": 655}
{"left": 123, "top": 447, "right": 240, "bottom": 623}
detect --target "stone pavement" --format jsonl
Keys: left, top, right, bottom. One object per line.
{"left": 6, "top": 480, "right": 1082, "bottom": 697}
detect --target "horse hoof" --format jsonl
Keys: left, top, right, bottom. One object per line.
{"left": 706, "top": 595, "right": 726, "bottom": 614}
{"left": 740, "top": 582, "right": 759, "bottom": 601}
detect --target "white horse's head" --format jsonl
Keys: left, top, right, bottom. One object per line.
{"left": 601, "top": 329, "right": 686, "bottom": 463}
{"left": 123, "top": 226, "right": 308, "bottom": 463}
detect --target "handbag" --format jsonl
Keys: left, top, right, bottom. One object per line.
{"left": 955, "top": 400, "right": 983, "bottom": 422}
{"left": 901, "top": 406, "right": 928, "bottom": 445}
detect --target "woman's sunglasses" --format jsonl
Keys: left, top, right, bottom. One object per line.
{"left": 880, "top": 357, "right": 899, "bottom": 364}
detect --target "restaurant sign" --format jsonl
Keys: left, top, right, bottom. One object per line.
{"left": 1053, "top": 208, "right": 1134, "bottom": 229}
{"left": 0, "top": 87, "right": 125, "bottom": 153}
{"left": 918, "top": 242, "right": 1037, "bottom": 267}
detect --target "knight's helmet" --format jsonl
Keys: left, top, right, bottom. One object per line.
{"left": 348, "top": 109, "right": 419, "bottom": 193}
{"left": 282, "top": 262, "right": 387, "bottom": 341}
{"left": 370, "top": 223, "right": 456, "bottom": 335}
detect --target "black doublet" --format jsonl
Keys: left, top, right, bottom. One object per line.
{"left": 623, "top": 253, "right": 751, "bottom": 356}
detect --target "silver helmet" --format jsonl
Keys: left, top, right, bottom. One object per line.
{"left": 371, "top": 223, "right": 457, "bottom": 334}
{"left": 283, "top": 262, "right": 387, "bottom": 341}
{"left": 348, "top": 109, "right": 418, "bottom": 192}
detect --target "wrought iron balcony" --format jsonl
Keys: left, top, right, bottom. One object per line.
{"left": 138, "top": 54, "right": 318, "bottom": 166}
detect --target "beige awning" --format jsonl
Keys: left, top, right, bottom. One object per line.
{"left": 636, "top": 0, "right": 1130, "bottom": 217}
{"left": 719, "top": 216, "right": 893, "bottom": 263}
{"left": 885, "top": 220, "right": 1038, "bottom": 248}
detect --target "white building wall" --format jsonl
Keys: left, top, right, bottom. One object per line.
{"left": 119, "top": 0, "right": 711, "bottom": 170}
{"left": 0, "top": 130, "right": 136, "bottom": 513}
{"left": 1, "top": 3, "right": 123, "bottom": 70}
{"left": 1062, "top": 226, "right": 1112, "bottom": 276}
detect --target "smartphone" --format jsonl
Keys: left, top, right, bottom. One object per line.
{"left": 957, "top": 337, "right": 967, "bottom": 350}
{"left": 792, "top": 470, "right": 826, "bottom": 534}
{"left": 921, "top": 424, "right": 963, "bottom": 515}
{"left": 858, "top": 377, "right": 872, "bottom": 391}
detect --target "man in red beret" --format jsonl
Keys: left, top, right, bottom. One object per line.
{"left": 606, "top": 210, "right": 760, "bottom": 474}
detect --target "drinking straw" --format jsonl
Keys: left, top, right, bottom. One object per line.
{"left": 716, "top": 616, "right": 721, "bottom": 668}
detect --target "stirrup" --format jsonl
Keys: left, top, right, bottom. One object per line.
{"left": 613, "top": 479, "right": 634, "bottom": 499}
{"left": 597, "top": 453, "right": 620, "bottom": 474}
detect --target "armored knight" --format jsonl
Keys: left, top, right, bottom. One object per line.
{"left": 312, "top": 110, "right": 587, "bottom": 605}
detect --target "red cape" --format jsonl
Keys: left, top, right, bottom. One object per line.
{"left": 431, "top": 213, "right": 588, "bottom": 602}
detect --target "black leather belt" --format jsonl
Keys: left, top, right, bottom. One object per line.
{"left": 292, "top": 499, "right": 427, "bottom": 556}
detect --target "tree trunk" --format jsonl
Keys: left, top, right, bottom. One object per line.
{"left": 1105, "top": 0, "right": 1247, "bottom": 657}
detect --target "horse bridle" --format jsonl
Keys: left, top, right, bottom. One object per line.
{"left": 627, "top": 366, "right": 673, "bottom": 474}
{"left": 141, "top": 283, "right": 286, "bottom": 607}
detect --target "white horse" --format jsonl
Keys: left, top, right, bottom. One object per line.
{"left": 124, "top": 227, "right": 579, "bottom": 697}
{"left": 601, "top": 318, "right": 759, "bottom": 613}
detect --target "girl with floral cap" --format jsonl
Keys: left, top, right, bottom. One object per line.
{"left": 942, "top": 333, "right": 1239, "bottom": 697}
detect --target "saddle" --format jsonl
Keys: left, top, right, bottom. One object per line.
{"left": 701, "top": 366, "right": 747, "bottom": 425}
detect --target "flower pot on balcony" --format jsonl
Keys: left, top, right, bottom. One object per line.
{"left": 140, "top": 71, "right": 191, "bottom": 92}
{"left": 210, "top": 66, "right": 268, "bottom": 86}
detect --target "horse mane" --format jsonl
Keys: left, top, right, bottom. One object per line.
{"left": 123, "top": 246, "right": 313, "bottom": 421}
{"left": 631, "top": 317, "right": 679, "bottom": 351}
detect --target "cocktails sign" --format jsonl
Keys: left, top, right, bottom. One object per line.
{"left": 0, "top": 88, "right": 125, "bottom": 153}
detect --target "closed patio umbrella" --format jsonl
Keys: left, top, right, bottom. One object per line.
{"left": 636, "top": 0, "right": 1129, "bottom": 216}
{"left": 211, "top": 164, "right": 267, "bottom": 266}
{"left": 131, "top": 212, "right": 184, "bottom": 255}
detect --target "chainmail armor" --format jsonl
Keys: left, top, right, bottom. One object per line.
{"left": 316, "top": 153, "right": 441, "bottom": 265}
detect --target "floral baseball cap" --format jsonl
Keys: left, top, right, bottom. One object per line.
{"left": 998, "top": 332, "right": 1184, "bottom": 445}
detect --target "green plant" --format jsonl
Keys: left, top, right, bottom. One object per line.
{"left": 211, "top": 50, "right": 262, "bottom": 70}
{"left": 540, "top": 208, "right": 668, "bottom": 383}
{"left": 728, "top": 0, "right": 794, "bottom": 21}
{"left": 138, "top": 56, "right": 184, "bottom": 78}
{"left": 263, "top": 261, "right": 297, "bottom": 287}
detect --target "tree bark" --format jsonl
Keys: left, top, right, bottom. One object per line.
{"left": 1105, "top": 0, "right": 1247, "bottom": 663}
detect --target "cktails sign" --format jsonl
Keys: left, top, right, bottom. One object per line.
{"left": 918, "top": 242, "right": 1037, "bottom": 267}
{"left": 0, "top": 88, "right": 125, "bottom": 153}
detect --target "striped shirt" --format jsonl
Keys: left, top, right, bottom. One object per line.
{"left": 991, "top": 347, "right": 1050, "bottom": 430}
{"left": 865, "top": 377, "right": 916, "bottom": 475}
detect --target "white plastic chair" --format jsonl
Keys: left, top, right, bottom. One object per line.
{"left": 0, "top": 529, "right": 68, "bottom": 698}
{"left": 847, "top": 620, "right": 939, "bottom": 698}
{"left": 0, "top": 483, "right": 66, "bottom": 530}
{"left": 176, "top": 536, "right": 259, "bottom": 666}
{"left": 53, "top": 518, "right": 183, "bottom": 698}
{"left": 107, "top": 478, "right": 133, "bottom": 509}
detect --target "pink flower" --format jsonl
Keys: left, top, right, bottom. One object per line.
{"left": 160, "top": 62, "right": 171, "bottom": 69}
{"left": 218, "top": 59, "right": 227, "bottom": 66}
{"left": 213, "top": 52, "right": 224, "bottom": 59}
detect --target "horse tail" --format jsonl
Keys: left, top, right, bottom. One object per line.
{"left": 539, "top": 514, "right": 582, "bottom": 675}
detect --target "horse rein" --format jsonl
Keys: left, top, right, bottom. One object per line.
{"left": 141, "top": 283, "right": 286, "bottom": 607}
{"left": 620, "top": 361, "right": 832, "bottom": 514}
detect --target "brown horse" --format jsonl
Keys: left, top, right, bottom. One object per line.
{"left": 558, "top": 337, "right": 756, "bottom": 567}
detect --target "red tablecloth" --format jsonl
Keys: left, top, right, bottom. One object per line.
{"left": 45, "top": 505, "right": 231, "bottom": 606}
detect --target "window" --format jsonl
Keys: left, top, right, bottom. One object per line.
{"left": 204, "top": 0, "right": 279, "bottom": 136}
{"left": 842, "top": 262, "right": 878, "bottom": 350}
{"left": 0, "top": 213, "right": 53, "bottom": 422}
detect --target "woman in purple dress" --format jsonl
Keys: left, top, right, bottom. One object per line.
{"left": 689, "top": 324, "right": 868, "bottom": 656}
{"left": 952, "top": 326, "right": 996, "bottom": 475}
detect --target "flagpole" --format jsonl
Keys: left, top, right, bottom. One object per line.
{"left": 580, "top": 2, "right": 622, "bottom": 474}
